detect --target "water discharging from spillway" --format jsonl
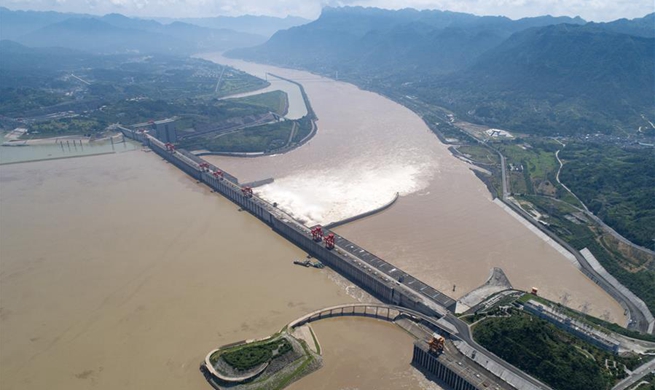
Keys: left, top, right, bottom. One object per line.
{"left": 200, "top": 53, "right": 626, "bottom": 324}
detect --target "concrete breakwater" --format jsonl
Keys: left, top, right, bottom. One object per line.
{"left": 123, "top": 129, "right": 456, "bottom": 317}
{"left": 324, "top": 192, "right": 399, "bottom": 229}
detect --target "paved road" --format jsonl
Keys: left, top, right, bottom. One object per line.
{"left": 612, "top": 358, "right": 655, "bottom": 390}
{"left": 555, "top": 149, "right": 653, "bottom": 257}
{"left": 492, "top": 145, "right": 652, "bottom": 334}
{"left": 498, "top": 151, "right": 508, "bottom": 199}
{"left": 444, "top": 313, "right": 552, "bottom": 390}
{"left": 502, "top": 197, "right": 652, "bottom": 333}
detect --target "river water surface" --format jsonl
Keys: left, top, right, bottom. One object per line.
{"left": 200, "top": 53, "right": 625, "bottom": 324}
{"left": 0, "top": 151, "right": 435, "bottom": 389}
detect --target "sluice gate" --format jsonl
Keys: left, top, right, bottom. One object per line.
{"left": 124, "top": 129, "right": 533, "bottom": 390}
{"left": 123, "top": 129, "right": 456, "bottom": 316}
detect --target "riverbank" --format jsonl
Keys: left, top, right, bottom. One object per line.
{"left": 199, "top": 52, "right": 627, "bottom": 325}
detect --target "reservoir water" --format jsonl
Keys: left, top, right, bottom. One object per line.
{"left": 0, "top": 151, "right": 437, "bottom": 390}
{"left": 0, "top": 51, "right": 629, "bottom": 390}
{"left": 200, "top": 53, "right": 626, "bottom": 324}
{"left": 0, "top": 137, "right": 139, "bottom": 165}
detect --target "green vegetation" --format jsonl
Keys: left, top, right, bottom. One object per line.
{"left": 460, "top": 135, "right": 655, "bottom": 318}
{"left": 221, "top": 338, "right": 292, "bottom": 371}
{"left": 268, "top": 338, "right": 314, "bottom": 390}
{"left": 560, "top": 143, "right": 655, "bottom": 249}
{"left": 495, "top": 138, "right": 561, "bottom": 197}
{"left": 0, "top": 51, "right": 269, "bottom": 139}
{"left": 28, "top": 117, "right": 102, "bottom": 137}
{"left": 473, "top": 312, "right": 644, "bottom": 390}
{"left": 457, "top": 145, "right": 499, "bottom": 165}
{"left": 179, "top": 120, "right": 295, "bottom": 153}
{"left": 0, "top": 88, "right": 70, "bottom": 115}
{"left": 525, "top": 194, "right": 655, "bottom": 316}
{"left": 232, "top": 90, "right": 289, "bottom": 116}
{"left": 629, "top": 373, "right": 654, "bottom": 389}
{"left": 1, "top": 46, "right": 318, "bottom": 154}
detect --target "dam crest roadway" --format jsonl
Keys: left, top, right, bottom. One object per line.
{"left": 122, "top": 129, "right": 555, "bottom": 390}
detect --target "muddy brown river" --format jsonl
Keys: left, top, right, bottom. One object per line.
{"left": 0, "top": 151, "right": 436, "bottom": 389}
{"left": 0, "top": 52, "right": 627, "bottom": 390}
{"left": 199, "top": 53, "right": 625, "bottom": 324}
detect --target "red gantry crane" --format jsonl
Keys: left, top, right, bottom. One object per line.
{"left": 311, "top": 226, "right": 324, "bottom": 242}
{"left": 198, "top": 162, "right": 210, "bottom": 171}
{"left": 241, "top": 186, "right": 253, "bottom": 197}
{"left": 324, "top": 233, "right": 335, "bottom": 250}
{"left": 212, "top": 170, "right": 224, "bottom": 180}
{"left": 164, "top": 142, "right": 175, "bottom": 152}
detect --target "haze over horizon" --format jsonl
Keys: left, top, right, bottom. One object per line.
{"left": 0, "top": 0, "right": 653, "bottom": 23}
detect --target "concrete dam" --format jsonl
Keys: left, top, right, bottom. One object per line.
{"left": 125, "top": 130, "right": 457, "bottom": 316}
{"left": 123, "top": 130, "right": 543, "bottom": 390}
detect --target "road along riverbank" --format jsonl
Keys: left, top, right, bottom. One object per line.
{"left": 198, "top": 52, "right": 627, "bottom": 325}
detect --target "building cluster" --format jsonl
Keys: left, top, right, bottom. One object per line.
{"left": 523, "top": 300, "right": 620, "bottom": 353}
{"left": 132, "top": 118, "right": 177, "bottom": 143}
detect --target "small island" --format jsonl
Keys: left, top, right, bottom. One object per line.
{"left": 201, "top": 325, "right": 322, "bottom": 390}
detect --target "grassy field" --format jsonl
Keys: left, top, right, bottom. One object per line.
{"left": 496, "top": 138, "right": 561, "bottom": 197}
{"left": 216, "top": 68, "right": 269, "bottom": 97}
{"left": 232, "top": 90, "right": 289, "bottom": 116}
{"left": 180, "top": 120, "right": 295, "bottom": 153}
{"left": 457, "top": 144, "right": 500, "bottom": 165}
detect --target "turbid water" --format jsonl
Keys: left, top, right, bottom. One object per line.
{"left": 200, "top": 53, "right": 626, "bottom": 324}
{"left": 289, "top": 318, "right": 442, "bottom": 390}
{"left": 0, "top": 151, "right": 431, "bottom": 389}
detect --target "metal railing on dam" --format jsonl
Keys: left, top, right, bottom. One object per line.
{"left": 122, "top": 129, "right": 456, "bottom": 317}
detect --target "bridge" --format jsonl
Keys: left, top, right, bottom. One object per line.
{"left": 287, "top": 303, "right": 549, "bottom": 390}
{"left": 123, "top": 129, "right": 549, "bottom": 390}
{"left": 288, "top": 303, "right": 456, "bottom": 335}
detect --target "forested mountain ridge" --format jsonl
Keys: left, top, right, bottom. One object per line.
{"left": 230, "top": 6, "right": 585, "bottom": 77}
{"left": 13, "top": 17, "right": 265, "bottom": 55}
{"left": 0, "top": 7, "right": 270, "bottom": 55}
{"left": 416, "top": 23, "right": 655, "bottom": 135}
{"left": 230, "top": 7, "right": 654, "bottom": 136}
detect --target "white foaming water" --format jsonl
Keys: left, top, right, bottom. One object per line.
{"left": 257, "top": 156, "right": 434, "bottom": 226}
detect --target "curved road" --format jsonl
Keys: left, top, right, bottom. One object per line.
{"left": 288, "top": 303, "right": 552, "bottom": 390}
{"left": 495, "top": 146, "right": 652, "bottom": 333}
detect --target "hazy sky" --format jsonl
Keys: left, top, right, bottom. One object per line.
{"left": 1, "top": 0, "right": 653, "bottom": 22}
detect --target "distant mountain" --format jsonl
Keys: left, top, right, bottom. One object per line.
{"left": 588, "top": 13, "right": 655, "bottom": 38}
{"left": 157, "top": 15, "right": 311, "bottom": 38}
{"left": 229, "top": 7, "right": 654, "bottom": 135}
{"left": 0, "top": 7, "right": 267, "bottom": 55}
{"left": 420, "top": 23, "right": 655, "bottom": 135}
{"left": 0, "top": 40, "right": 100, "bottom": 88}
{"left": 229, "top": 6, "right": 586, "bottom": 77}
{"left": 0, "top": 6, "right": 90, "bottom": 40}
